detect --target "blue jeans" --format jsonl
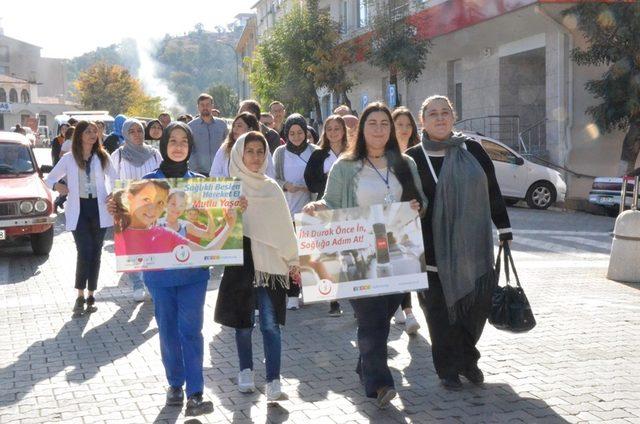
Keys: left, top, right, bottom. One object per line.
{"left": 350, "top": 294, "right": 404, "bottom": 398}
{"left": 129, "top": 272, "right": 144, "bottom": 291}
{"left": 235, "top": 287, "right": 281, "bottom": 382}
{"left": 146, "top": 280, "right": 207, "bottom": 397}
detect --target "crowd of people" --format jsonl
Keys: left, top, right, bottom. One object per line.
{"left": 44, "top": 92, "right": 513, "bottom": 415}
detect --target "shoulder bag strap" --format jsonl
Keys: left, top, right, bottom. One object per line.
{"left": 504, "top": 243, "right": 521, "bottom": 287}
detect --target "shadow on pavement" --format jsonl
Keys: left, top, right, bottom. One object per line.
{"left": 0, "top": 246, "right": 49, "bottom": 285}
{"left": 152, "top": 404, "right": 182, "bottom": 424}
{"left": 0, "top": 279, "right": 157, "bottom": 408}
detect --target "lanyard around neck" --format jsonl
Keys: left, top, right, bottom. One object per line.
{"left": 365, "top": 157, "right": 390, "bottom": 188}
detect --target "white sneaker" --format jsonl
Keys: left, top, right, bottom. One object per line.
{"left": 286, "top": 297, "right": 299, "bottom": 310}
{"left": 133, "top": 288, "right": 146, "bottom": 302}
{"left": 266, "top": 379, "right": 282, "bottom": 401}
{"left": 405, "top": 313, "right": 421, "bottom": 335}
{"left": 237, "top": 369, "right": 255, "bottom": 393}
{"left": 393, "top": 307, "right": 406, "bottom": 324}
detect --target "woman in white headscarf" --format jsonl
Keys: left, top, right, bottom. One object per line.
{"left": 111, "top": 118, "right": 162, "bottom": 302}
{"left": 214, "top": 131, "right": 300, "bottom": 402}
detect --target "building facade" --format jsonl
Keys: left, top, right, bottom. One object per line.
{"left": 0, "top": 29, "right": 75, "bottom": 134}
{"left": 250, "top": 0, "right": 630, "bottom": 204}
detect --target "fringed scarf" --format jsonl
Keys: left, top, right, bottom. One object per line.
{"left": 422, "top": 132, "right": 496, "bottom": 323}
{"left": 229, "top": 133, "right": 299, "bottom": 289}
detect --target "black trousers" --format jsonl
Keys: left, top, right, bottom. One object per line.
{"left": 418, "top": 271, "right": 493, "bottom": 379}
{"left": 351, "top": 293, "right": 404, "bottom": 398}
{"left": 400, "top": 292, "right": 412, "bottom": 310}
{"left": 71, "top": 198, "right": 107, "bottom": 291}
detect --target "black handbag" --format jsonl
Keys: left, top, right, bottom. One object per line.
{"left": 489, "top": 243, "right": 536, "bottom": 332}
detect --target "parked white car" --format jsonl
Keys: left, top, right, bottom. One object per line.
{"left": 463, "top": 132, "right": 567, "bottom": 209}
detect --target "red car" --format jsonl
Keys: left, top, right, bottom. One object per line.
{"left": 0, "top": 132, "right": 56, "bottom": 255}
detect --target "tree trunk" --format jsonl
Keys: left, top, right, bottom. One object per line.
{"left": 340, "top": 90, "right": 352, "bottom": 110}
{"left": 313, "top": 95, "right": 323, "bottom": 125}
{"left": 389, "top": 70, "right": 401, "bottom": 107}
{"left": 620, "top": 120, "right": 640, "bottom": 174}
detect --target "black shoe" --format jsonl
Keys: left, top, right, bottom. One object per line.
{"left": 72, "top": 297, "right": 85, "bottom": 317}
{"left": 165, "top": 386, "right": 184, "bottom": 406}
{"left": 461, "top": 364, "right": 484, "bottom": 386}
{"left": 376, "top": 386, "right": 397, "bottom": 409}
{"left": 85, "top": 295, "right": 97, "bottom": 313}
{"left": 440, "top": 375, "right": 463, "bottom": 391}
{"left": 328, "top": 302, "right": 343, "bottom": 317}
{"left": 185, "top": 392, "right": 213, "bottom": 416}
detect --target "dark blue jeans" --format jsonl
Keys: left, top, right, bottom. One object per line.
{"left": 235, "top": 287, "right": 281, "bottom": 382}
{"left": 350, "top": 293, "right": 404, "bottom": 398}
{"left": 146, "top": 280, "right": 208, "bottom": 397}
{"left": 71, "top": 198, "right": 106, "bottom": 291}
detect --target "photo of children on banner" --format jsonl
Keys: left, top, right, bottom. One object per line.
{"left": 112, "top": 177, "right": 244, "bottom": 272}
{"left": 295, "top": 201, "right": 427, "bottom": 303}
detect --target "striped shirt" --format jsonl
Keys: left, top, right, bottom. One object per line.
{"left": 111, "top": 147, "right": 163, "bottom": 180}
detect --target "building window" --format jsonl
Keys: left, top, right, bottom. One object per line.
{"left": 389, "top": 0, "right": 409, "bottom": 17}
{"left": 9, "top": 88, "right": 17, "bottom": 103}
{"left": 20, "top": 89, "right": 30, "bottom": 104}
{"left": 39, "top": 115, "right": 47, "bottom": 126}
{"left": 455, "top": 83, "right": 462, "bottom": 120}
{"left": 0, "top": 46, "right": 8, "bottom": 62}
{"left": 0, "top": 66, "right": 7, "bottom": 75}
{"left": 0, "top": 88, "right": 5, "bottom": 102}
{"left": 0, "top": 114, "right": 4, "bottom": 130}
{"left": 357, "top": 0, "right": 368, "bottom": 28}
{"left": 21, "top": 114, "right": 30, "bottom": 126}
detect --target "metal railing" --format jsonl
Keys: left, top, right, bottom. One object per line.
{"left": 455, "top": 115, "right": 521, "bottom": 149}
{"left": 518, "top": 118, "right": 547, "bottom": 155}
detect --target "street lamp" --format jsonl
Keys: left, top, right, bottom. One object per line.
{"left": 216, "top": 41, "right": 241, "bottom": 102}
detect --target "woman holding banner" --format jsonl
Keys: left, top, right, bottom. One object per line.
{"left": 108, "top": 122, "right": 241, "bottom": 417}
{"left": 405, "top": 95, "right": 512, "bottom": 391}
{"left": 214, "top": 131, "right": 300, "bottom": 401}
{"left": 303, "top": 102, "right": 425, "bottom": 409}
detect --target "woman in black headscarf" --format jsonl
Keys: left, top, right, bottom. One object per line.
{"left": 108, "top": 122, "right": 243, "bottom": 417}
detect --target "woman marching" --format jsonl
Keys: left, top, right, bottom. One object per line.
{"left": 214, "top": 131, "right": 300, "bottom": 401}
{"left": 273, "top": 113, "right": 318, "bottom": 310}
{"left": 303, "top": 114, "right": 349, "bottom": 317}
{"left": 405, "top": 95, "right": 512, "bottom": 390}
{"left": 111, "top": 118, "right": 162, "bottom": 302}
{"left": 303, "top": 102, "right": 425, "bottom": 409}
{"left": 144, "top": 118, "right": 164, "bottom": 150}
{"left": 210, "top": 112, "right": 275, "bottom": 178}
{"left": 108, "top": 122, "right": 235, "bottom": 416}
{"left": 390, "top": 107, "right": 421, "bottom": 334}
{"left": 45, "top": 120, "right": 118, "bottom": 317}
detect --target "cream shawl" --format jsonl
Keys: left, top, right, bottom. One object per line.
{"left": 229, "top": 133, "right": 299, "bottom": 289}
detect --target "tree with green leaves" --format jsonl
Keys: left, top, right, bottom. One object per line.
{"left": 207, "top": 83, "right": 239, "bottom": 117}
{"left": 248, "top": 0, "right": 352, "bottom": 120}
{"left": 563, "top": 3, "right": 640, "bottom": 173}
{"left": 366, "top": 0, "right": 431, "bottom": 106}
{"left": 74, "top": 62, "right": 163, "bottom": 117}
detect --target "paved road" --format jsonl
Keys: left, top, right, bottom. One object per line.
{"left": 1, "top": 150, "right": 638, "bottom": 423}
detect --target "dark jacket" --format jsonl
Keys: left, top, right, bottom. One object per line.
{"left": 103, "top": 134, "right": 121, "bottom": 154}
{"left": 304, "top": 149, "right": 331, "bottom": 198}
{"left": 406, "top": 137, "right": 512, "bottom": 268}
{"left": 261, "top": 123, "right": 283, "bottom": 154}
{"left": 50, "top": 135, "right": 64, "bottom": 166}
{"left": 214, "top": 237, "right": 287, "bottom": 328}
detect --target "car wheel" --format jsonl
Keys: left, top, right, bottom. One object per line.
{"left": 504, "top": 198, "right": 519, "bottom": 206}
{"left": 525, "top": 181, "right": 556, "bottom": 210}
{"left": 30, "top": 227, "right": 54, "bottom": 255}
{"left": 605, "top": 207, "right": 619, "bottom": 218}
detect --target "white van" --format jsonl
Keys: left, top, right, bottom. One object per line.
{"left": 53, "top": 110, "right": 115, "bottom": 136}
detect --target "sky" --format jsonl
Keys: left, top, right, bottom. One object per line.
{"left": 0, "top": 0, "right": 256, "bottom": 58}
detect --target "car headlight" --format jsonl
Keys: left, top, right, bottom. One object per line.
{"left": 34, "top": 199, "right": 48, "bottom": 213}
{"left": 20, "top": 201, "right": 34, "bottom": 214}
